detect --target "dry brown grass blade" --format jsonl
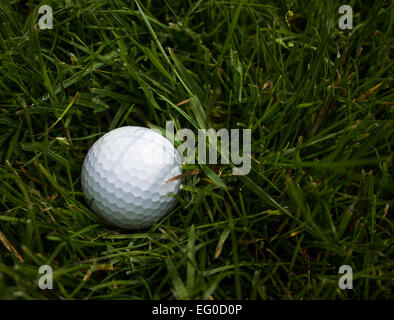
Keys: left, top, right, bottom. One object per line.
{"left": 176, "top": 98, "right": 191, "bottom": 106}
{"left": 0, "top": 230, "right": 24, "bottom": 263}
{"left": 18, "top": 164, "right": 44, "bottom": 185}
{"left": 310, "top": 102, "right": 336, "bottom": 137}
{"left": 166, "top": 169, "right": 200, "bottom": 183}
{"left": 355, "top": 82, "right": 383, "bottom": 102}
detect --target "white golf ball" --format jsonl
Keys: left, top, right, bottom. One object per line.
{"left": 81, "top": 126, "right": 183, "bottom": 229}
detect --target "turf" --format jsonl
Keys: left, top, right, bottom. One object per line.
{"left": 0, "top": 0, "right": 393, "bottom": 300}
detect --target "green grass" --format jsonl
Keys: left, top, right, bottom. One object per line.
{"left": 0, "top": 0, "right": 393, "bottom": 300}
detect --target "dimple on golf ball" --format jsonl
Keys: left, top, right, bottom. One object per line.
{"left": 81, "top": 126, "right": 183, "bottom": 230}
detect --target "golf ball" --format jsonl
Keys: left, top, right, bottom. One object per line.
{"left": 81, "top": 126, "right": 183, "bottom": 229}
